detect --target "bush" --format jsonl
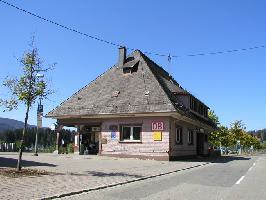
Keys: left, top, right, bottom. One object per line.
{"left": 58, "top": 146, "right": 65, "bottom": 154}
{"left": 67, "top": 143, "right": 74, "bottom": 153}
{"left": 43, "top": 145, "right": 56, "bottom": 153}
{"left": 261, "top": 142, "right": 266, "bottom": 149}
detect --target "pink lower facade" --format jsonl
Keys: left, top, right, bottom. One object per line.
{"left": 59, "top": 115, "right": 211, "bottom": 161}
{"left": 101, "top": 117, "right": 170, "bottom": 160}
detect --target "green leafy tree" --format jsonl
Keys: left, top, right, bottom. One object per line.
{"left": 223, "top": 132, "right": 235, "bottom": 149}
{"left": 208, "top": 110, "right": 222, "bottom": 147}
{"left": 228, "top": 120, "right": 261, "bottom": 151}
{"left": 208, "top": 110, "right": 220, "bottom": 127}
{"left": 0, "top": 40, "right": 53, "bottom": 171}
{"left": 208, "top": 111, "right": 237, "bottom": 149}
{"left": 208, "top": 111, "right": 262, "bottom": 152}
{"left": 208, "top": 130, "right": 221, "bottom": 147}
{"left": 229, "top": 120, "right": 246, "bottom": 145}
{"left": 242, "top": 134, "right": 254, "bottom": 149}
{"left": 219, "top": 126, "right": 231, "bottom": 147}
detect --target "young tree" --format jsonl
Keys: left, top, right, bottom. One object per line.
{"left": 208, "top": 110, "right": 220, "bottom": 127}
{"left": 208, "top": 110, "right": 221, "bottom": 147}
{"left": 0, "top": 40, "right": 53, "bottom": 171}
{"left": 230, "top": 120, "right": 246, "bottom": 145}
{"left": 219, "top": 126, "right": 230, "bottom": 147}
{"left": 222, "top": 132, "right": 235, "bottom": 149}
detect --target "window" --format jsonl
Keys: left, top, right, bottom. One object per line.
{"left": 204, "top": 108, "right": 208, "bottom": 117}
{"left": 188, "top": 130, "right": 194, "bottom": 145}
{"left": 190, "top": 97, "right": 196, "bottom": 111}
{"left": 190, "top": 98, "right": 198, "bottom": 112}
{"left": 206, "top": 108, "right": 208, "bottom": 117}
{"left": 199, "top": 104, "right": 203, "bottom": 115}
{"left": 175, "top": 127, "right": 183, "bottom": 144}
{"left": 120, "top": 125, "right": 141, "bottom": 141}
{"left": 123, "top": 68, "right": 131, "bottom": 74}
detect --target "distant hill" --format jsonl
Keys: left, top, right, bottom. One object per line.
{"left": 0, "top": 117, "right": 34, "bottom": 133}
{"left": 248, "top": 129, "right": 266, "bottom": 141}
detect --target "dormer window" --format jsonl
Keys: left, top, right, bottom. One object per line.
{"left": 204, "top": 107, "right": 208, "bottom": 117}
{"left": 190, "top": 96, "right": 208, "bottom": 117}
{"left": 123, "top": 67, "right": 131, "bottom": 74}
{"left": 190, "top": 97, "right": 197, "bottom": 111}
{"left": 122, "top": 59, "right": 139, "bottom": 74}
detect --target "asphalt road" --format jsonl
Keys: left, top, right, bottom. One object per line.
{"left": 61, "top": 154, "right": 266, "bottom": 200}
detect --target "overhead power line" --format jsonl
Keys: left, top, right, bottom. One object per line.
{"left": 0, "top": 0, "right": 265, "bottom": 59}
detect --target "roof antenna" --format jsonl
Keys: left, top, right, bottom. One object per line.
{"left": 168, "top": 53, "right": 172, "bottom": 76}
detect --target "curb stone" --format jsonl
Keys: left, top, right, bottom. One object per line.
{"left": 43, "top": 162, "right": 210, "bottom": 200}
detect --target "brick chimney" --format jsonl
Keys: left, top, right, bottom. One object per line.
{"left": 118, "top": 46, "right": 126, "bottom": 68}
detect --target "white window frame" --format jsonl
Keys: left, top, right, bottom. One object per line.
{"left": 120, "top": 125, "right": 141, "bottom": 142}
{"left": 188, "top": 130, "right": 194, "bottom": 145}
{"left": 175, "top": 127, "right": 182, "bottom": 144}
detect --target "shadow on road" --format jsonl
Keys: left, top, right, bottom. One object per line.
{"left": 172, "top": 155, "right": 251, "bottom": 163}
{"left": 0, "top": 157, "right": 57, "bottom": 168}
{"left": 86, "top": 170, "right": 143, "bottom": 178}
{"left": 209, "top": 156, "right": 251, "bottom": 163}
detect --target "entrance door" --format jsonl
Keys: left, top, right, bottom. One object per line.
{"left": 196, "top": 132, "right": 204, "bottom": 155}
{"left": 82, "top": 126, "right": 100, "bottom": 154}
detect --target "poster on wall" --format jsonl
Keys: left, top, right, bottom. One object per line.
{"left": 153, "top": 131, "right": 162, "bottom": 141}
{"left": 111, "top": 131, "right": 116, "bottom": 140}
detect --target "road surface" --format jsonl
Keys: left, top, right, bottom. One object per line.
{"left": 61, "top": 153, "right": 266, "bottom": 200}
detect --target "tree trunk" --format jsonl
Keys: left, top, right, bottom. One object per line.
{"left": 17, "top": 104, "right": 30, "bottom": 171}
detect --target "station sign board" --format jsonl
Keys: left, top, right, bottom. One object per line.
{"left": 151, "top": 121, "right": 164, "bottom": 131}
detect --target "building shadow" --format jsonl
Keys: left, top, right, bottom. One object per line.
{"left": 0, "top": 157, "right": 57, "bottom": 168}
{"left": 86, "top": 170, "right": 143, "bottom": 178}
{"left": 209, "top": 155, "right": 251, "bottom": 163}
{"left": 173, "top": 155, "right": 251, "bottom": 163}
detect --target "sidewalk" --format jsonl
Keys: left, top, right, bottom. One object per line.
{"left": 0, "top": 153, "right": 210, "bottom": 200}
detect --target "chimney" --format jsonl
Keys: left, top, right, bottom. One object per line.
{"left": 118, "top": 46, "right": 126, "bottom": 68}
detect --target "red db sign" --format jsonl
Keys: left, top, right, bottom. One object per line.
{"left": 152, "top": 121, "right": 164, "bottom": 131}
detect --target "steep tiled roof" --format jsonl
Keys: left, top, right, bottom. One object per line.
{"left": 46, "top": 50, "right": 215, "bottom": 127}
{"left": 139, "top": 52, "right": 214, "bottom": 127}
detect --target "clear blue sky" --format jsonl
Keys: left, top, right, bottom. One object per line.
{"left": 0, "top": 0, "right": 265, "bottom": 130}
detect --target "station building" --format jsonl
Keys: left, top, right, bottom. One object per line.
{"left": 46, "top": 47, "right": 215, "bottom": 160}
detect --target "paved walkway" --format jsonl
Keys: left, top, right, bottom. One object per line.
{"left": 58, "top": 155, "right": 263, "bottom": 200}
{"left": 0, "top": 153, "right": 209, "bottom": 200}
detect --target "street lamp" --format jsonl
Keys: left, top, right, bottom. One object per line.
{"left": 34, "top": 73, "right": 44, "bottom": 156}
